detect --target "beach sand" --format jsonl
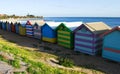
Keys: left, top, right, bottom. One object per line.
{"left": 0, "top": 29, "right": 120, "bottom": 74}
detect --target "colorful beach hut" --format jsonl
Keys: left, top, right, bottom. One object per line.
{"left": 6, "top": 22, "right": 12, "bottom": 32}
{"left": 101, "top": 26, "right": 120, "bottom": 62}
{"left": 33, "top": 20, "right": 45, "bottom": 39}
{"left": 56, "top": 22, "right": 82, "bottom": 49}
{"left": 74, "top": 22, "right": 111, "bottom": 55}
{"left": 11, "top": 22, "right": 16, "bottom": 33}
{"left": 26, "top": 21, "right": 34, "bottom": 37}
{"left": 19, "top": 21, "right": 26, "bottom": 36}
{"left": 15, "top": 22, "right": 20, "bottom": 34}
{"left": 2, "top": 21, "right": 7, "bottom": 30}
{"left": 0, "top": 21, "right": 2, "bottom": 29}
{"left": 41, "top": 22, "right": 61, "bottom": 43}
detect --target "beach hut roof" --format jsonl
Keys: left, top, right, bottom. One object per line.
{"left": 17, "top": 20, "right": 29, "bottom": 24}
{"left": 26, "top": 21, "right": 32, "bottom": 25}
{"left": 31, "top": 20, "right": 45, "bottom": 26}
{"left": 17, "top": 21, "right": 27, "bottom": 26}
{"left": 2, "top": 18, "right": 18, "bottom": 24}
{"left": 61, "top": 22, "right": 83, "bottom": 31}
{"left": 101, "top": 26, "right": 120, "bottom": 37}
{"left": 84, "top": 22, "right": 111, "bottom": 34}
{"left": 45, "top": 22, "right": 62, "bottom": 29}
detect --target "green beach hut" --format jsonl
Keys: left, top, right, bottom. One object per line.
{"left": 56, "top": 22, "right": 82, "bottom": 49}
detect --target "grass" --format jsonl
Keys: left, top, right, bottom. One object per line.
{"left": 0, "top": 53, "right": 20, "bottom": 68}
{"left": 0, "top": 55, "right": 8, "bottom": 62}
{"left": 14, "top": 72, "right": 26, "bottom": 74}
{"left": 0, "top": 36, "right": 85, "bottom": 74}
{"left": 9, "top": 59, "right": 20, "bottom": 68}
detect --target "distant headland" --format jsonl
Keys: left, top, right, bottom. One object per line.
{"left": 0, "top": 14, "right": 43, "bottom": 19}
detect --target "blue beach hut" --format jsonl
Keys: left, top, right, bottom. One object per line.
{"left": 74, "top": 22, "right": 111, "bottom": 55}
{"left": 15, "top": 22, "right": 20, "bottom": 34}
{"left": 101, "top": 26, "right": 120, "bottom": 62}
{"left": 6, "top": 22, "right": 11, "bottom": 32}
{"left": 2, "top": 21, "right": 7, "bottom": 30}
{"left": 6, "top": 21, "right": 11, "bottom": 31}
{"left": 0, "top": 21, "right": 2, "bottom": 29}
{"left": 41, "top": 22, "right": 61, "bottom": 43}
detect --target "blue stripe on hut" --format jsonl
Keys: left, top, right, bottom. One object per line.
{"left": 26, "top": 21, "right": 34, "bottom": 37}
{"left": 101, "top": 26, "right": 120, "bottom": 62}
{"left": 41, "top": 22, "right": 61, "bottom": 43}
{"left": 74, "top": 22, "right": 111, "bottom": 55}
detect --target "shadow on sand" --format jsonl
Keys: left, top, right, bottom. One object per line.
{"left": 0, "top": 29, "right": 120, "bottom": 74}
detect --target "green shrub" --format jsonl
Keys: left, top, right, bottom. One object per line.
{"left": 0, "top": 55, "right": 9, "bottom": 62}
{"left": 58, "top": 56, "right": 74, "bottom": 67}
{"left": 9, "top": 59, "right": 20, "bottom": 68}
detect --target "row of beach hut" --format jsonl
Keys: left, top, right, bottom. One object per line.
{"left": 0, "top": 20, "right": 120, "bottom": 62}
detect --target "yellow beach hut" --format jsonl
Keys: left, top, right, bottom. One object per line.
{"left": 19, "top": 21, "right": 26, "bottom": 36}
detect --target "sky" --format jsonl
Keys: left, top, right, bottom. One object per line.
{"left": 0, "top": 0, "right": 120, "bottom": 17}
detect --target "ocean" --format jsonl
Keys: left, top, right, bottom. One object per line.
{"left": 23, "top": 17, "right": 120, "bottom": 27}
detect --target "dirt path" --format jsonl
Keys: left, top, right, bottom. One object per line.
{"left": 0, "top": 29, "right": 120, "bottom": 74}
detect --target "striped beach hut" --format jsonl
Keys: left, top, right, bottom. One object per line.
{"left": 19, "top": 21, "right": 26, "bottom": 36}
{"left": 15, "top": 22, "right": 20, "bottom": 34}
{"left": 74, "top": 22, "right": 111, "bottom": 55}
{"left": 33, "top": 20, "right": 45, "bottom": 39}
{"left": 56, "top": 22, "right": 82, "bottom": 49}
{"left": 11, "top": 22, "right": 16, "bottom": 33}
{"left": 101, "top": 26, "right": 120, "bottom": 62}
{"left": 26, "top": 21, "right": 34, "bottom": 37}
{"left": 41, "top": 22, "right": 61, "bottom": 43}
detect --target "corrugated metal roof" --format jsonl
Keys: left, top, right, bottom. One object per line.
{"left": 85, "top": 22, "right": 111, "bottom": 34}
{"left": 62, "top": 22, "right": 83, "bottom": 31}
